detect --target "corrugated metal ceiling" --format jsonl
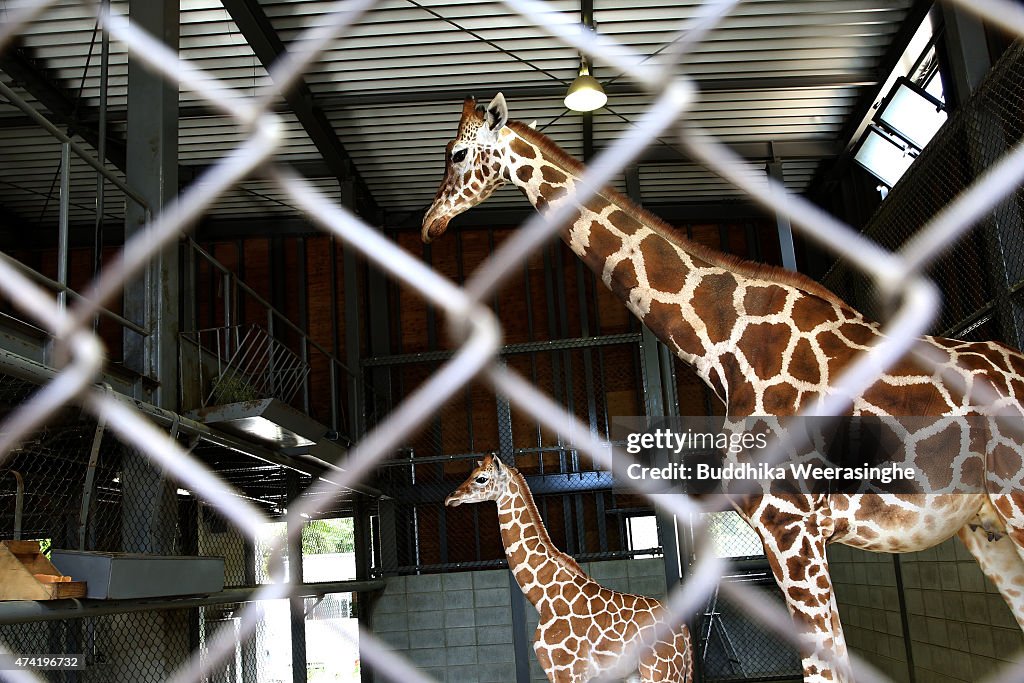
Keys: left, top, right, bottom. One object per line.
{"left": 0, "top": 0, "right": 919, "bottom": 229}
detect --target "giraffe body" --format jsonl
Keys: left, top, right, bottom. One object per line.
{"left": 424, "top": 93, "right": 1024, "bottom": 682}
{"left": 447, "top": 455, "right": 692, "bottom": 682}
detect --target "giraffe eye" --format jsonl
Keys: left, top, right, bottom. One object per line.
{"left": 452, "top": 148, "right": 468, "bottom": 164}
{"left": 475, "top": 476, "right": 488, "bottom": 484}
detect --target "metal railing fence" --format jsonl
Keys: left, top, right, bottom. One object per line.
{"left": 182, "top": 237, "right": 362, "bottom": 441}
{"left": 0, "top": 1, "right": 1023, "bottom": 683}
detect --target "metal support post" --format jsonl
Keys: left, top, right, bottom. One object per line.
{"left": 77, "top": 408, "right": 107, "bottom": 550}
{"left": 57, "top": 142, "right": 70, "bottom": 313}
{"left": 892, "top": 556, "right": 917, "bottom": 682}
{"left": 124, "top": 0, "right": 180, "bottom": 406}
{"left": 94, "top": 0, "right": 110, "bottom": 290}
{"left": 342, "top": 178, "right": 363, "bottom": 439}
{"left": 9, "top": 471, "right": 23, "bottom": 541}
{"left": 353, "top": 499, "right": 373, "bottom": 683}
{"left": 241, "top": 532, "right": 259, "bottom": 683}
{"left": 766, "top": 158, "right": 798, "bottom": 271}
{"left": 286, "top": 470, "right": 308, "bottom": 683}
{"left": 377, "top": 498, "right": 398, "bottom": 575}
{"left": 120, "top": 2, "right": 184, "bottom": 674}
{"left": 508, "top": 572, "right": 532, "bottom": 683}
{"left": 366, "top": 263, "right": 392, "bottom": 427}
{"left": 121, "top": 0, "right": 180, "bottom": 544}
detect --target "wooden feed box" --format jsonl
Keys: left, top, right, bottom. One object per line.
{"left": 0, "top": 540, "right": 86, "bottom": 600}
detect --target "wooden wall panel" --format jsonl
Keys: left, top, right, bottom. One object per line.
{"left": 241, "top": 238, "right": 270, "bottom": 328}
{"left": 304, "top": 235, "right": 336, "bottom": 426}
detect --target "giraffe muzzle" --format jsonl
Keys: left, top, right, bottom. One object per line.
{"left": 421, "top": 211, "right": 450, "bottom": 244}
{"left": 444, "top": 492, "right": 464, "bottom": 507}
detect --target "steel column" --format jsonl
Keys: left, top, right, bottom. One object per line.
{"left": 121, "top": 0, "right": 180, "bottom": 554}
{"left": 124, "top": 0, "right": 179, "bottom": 404}
{"left": 892, "top": 555, "right": 917, "bottom": 682}
{"left": 766, "top": 159, "right": 798, "bottom": 271}
{"left": 508, "top": 571, "right": 532, "bottom": 683}
{"left": 286, "top": 470, "right": 308, "bottom": 683}
{"left": 57, "top": 142, "right": 70, "bottom": 313}
{"left": 342, "top": 178, "right": 363, "bottom": 440}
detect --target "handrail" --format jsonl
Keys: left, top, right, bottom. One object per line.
{"left": 0, "top": 253, "right": 148, "bottom": 337}
{"left": 185, "top": 237, "right": 357, "bottom": 380}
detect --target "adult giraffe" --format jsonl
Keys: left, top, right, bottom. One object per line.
{"left": 422, "top": 93, "right": 1024, "bottom": 682}
{"left": 447, "top": 453, "right": 692, "bottom": 682}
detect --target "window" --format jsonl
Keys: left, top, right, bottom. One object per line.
{"left": 854, "top": 77, "right": 947, "bottom": 188}
{"left": 626, "top": 514, "right": 660, "bottom": 559}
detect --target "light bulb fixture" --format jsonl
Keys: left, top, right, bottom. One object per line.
{"left": 564, "top": 57, "right": 606, "bottom": 112}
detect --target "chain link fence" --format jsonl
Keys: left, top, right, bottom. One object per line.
{"left": 367, "top": 337, "right": 655, "bottom": 574}
{"left": 0, "top": 0, "right": 1023, "bottom": 682}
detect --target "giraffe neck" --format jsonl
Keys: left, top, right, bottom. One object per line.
{"left": 497, "top": 469, "right": 587, "bottom": 609}
{"left": 497, "top": 122, "right": 856, "bottom": 412}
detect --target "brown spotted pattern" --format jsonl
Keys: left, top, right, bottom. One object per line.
{"left": 446, "top": 455, "right": 692, "bottom": 682}
{"left": 424, "top": 95, "right": 1024, "bottom": 683}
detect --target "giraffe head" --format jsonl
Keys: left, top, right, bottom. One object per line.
{"left": 422, "top": 93, "right": 510, "bottom": 243}
{"left": 445, "top": 453, "right": 512, "bottom": 507}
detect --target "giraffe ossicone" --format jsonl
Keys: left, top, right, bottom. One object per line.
{"left": 446, "top": 454, "right": 693, "bottom": 683}
{"left": 424, "top": 93, "right": 1024, "bottom": 683}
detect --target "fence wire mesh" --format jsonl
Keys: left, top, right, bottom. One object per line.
{"left": 0, "top": 1, "right": 1022, "bottom": 683}
{"left": 822, "top": 37, "right": 1024, "bottom": 344}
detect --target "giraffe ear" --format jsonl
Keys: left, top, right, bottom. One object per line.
{"left": 528, "top": 120, "right": 538, "bottom": 129}
{"left": 485, "top": 93, "right": 508, "bottom": 132}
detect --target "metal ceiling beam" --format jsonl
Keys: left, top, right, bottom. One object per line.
{"left": 0, "top": 46, "right": 127, "bottom": 171}
{"left": 219, "top": 0, "right": 378, "bottom": 219}
{"left": 641, "top": 139, "right": 840, "bottom": 163}
{"left": 309, "top": 74, "right": 876, "bottom": 110}
{"left": 580, "top": 0, "right": 595, "bottom": 162}
{"left": 0, "top": 73, "right": 879, "bottom": 131}
{"left": 0, "top": 197, "right": 770, "bottom": 249}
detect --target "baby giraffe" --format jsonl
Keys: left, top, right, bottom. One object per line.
{"left": 446, "top": 454, "right": 692, "bottom": 682}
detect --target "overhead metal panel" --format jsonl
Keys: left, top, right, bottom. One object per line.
{"left": 0, "top": 0, "right": 921, "bottom": 222}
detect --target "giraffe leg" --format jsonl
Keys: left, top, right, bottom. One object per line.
{"left": 638, "top": 630, "right": 692, "bottom": 683}
{"left": 754, "top": 513, "right": 851, "bottom": 683}
{"left": 959, "top": 501, "right": 1024, "bottom": 631}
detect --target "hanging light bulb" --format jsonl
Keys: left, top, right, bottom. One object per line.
{"left": 564, "top": 56, "right": 607, "bottom": 112}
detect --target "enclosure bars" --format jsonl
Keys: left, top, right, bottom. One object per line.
{"left": 1, "top": 1, "right": 1024, "bottom": 683}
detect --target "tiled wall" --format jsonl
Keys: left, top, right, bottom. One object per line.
{"left": 829, "top": 538, "right": 1024, "bottom": 682}
{"left": 368, "top": 557, "right": 667, "bottom": 683}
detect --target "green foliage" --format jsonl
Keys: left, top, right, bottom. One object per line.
{"left": 302, "top": 518, "right": 355, "bottom": 555}
{"left": 258, "top": 518, "right": 355, "bottom": 578}
{"left": 210, "top": 374, "right": 260, "bottom": 404}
